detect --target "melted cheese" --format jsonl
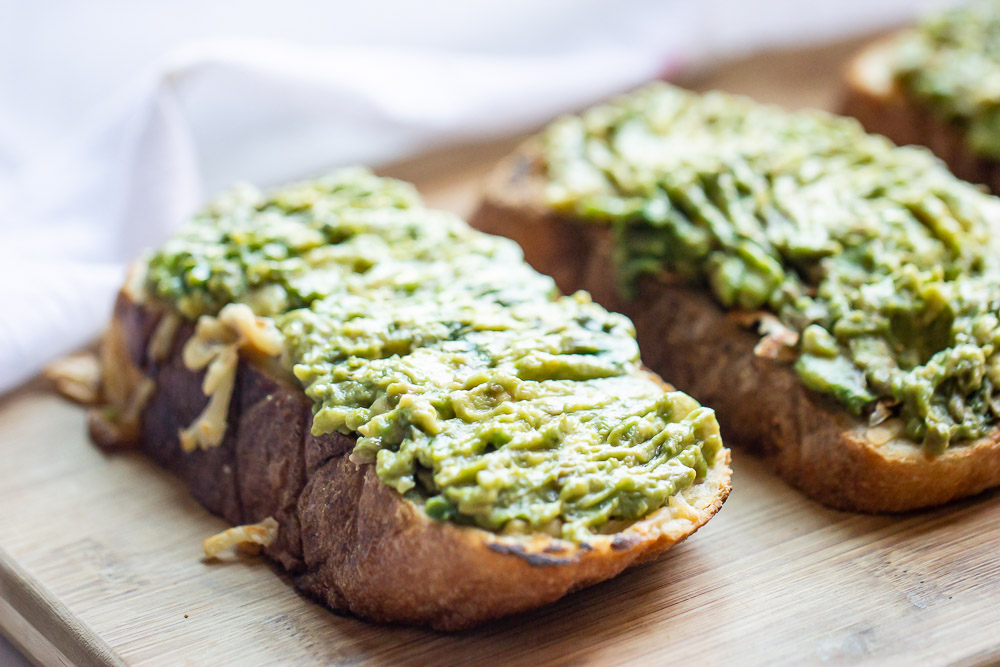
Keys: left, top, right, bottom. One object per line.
{"left": 89, "top": 310, "right": 157, "bottom": 448}
{"left": 202, "top": 517, "right": 279, "bottom": 558}
{"left": 179, "top": 303, "right": 282, "bottom": 452}
{"left": 148, "top": 311, "right": 181, "bottom": 364}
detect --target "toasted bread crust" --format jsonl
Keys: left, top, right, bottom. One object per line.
{"left": 471, "top": 144, "right": 1000, "bottom": 513}
{"left": 96, "top": 291, "right": 731, "bottom": 630}
{"left": 842, "top": 33, "right": 1000, "bottom": 193}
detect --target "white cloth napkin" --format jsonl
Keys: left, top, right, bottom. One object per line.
{"left": 0, "top": 0, "right": 946, "bottom": 393}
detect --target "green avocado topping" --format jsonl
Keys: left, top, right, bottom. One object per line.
{"left": 540, "top": 83, "right": 1000, "bottom": 454}
{"left": 146, "top": 168, "right": 722, "bottom": 541}
{"left": 893, "top": 0, "right": 1000, "bottom": 160}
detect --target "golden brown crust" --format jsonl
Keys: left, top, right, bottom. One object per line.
{"left": 842, "top": 33, "right": 1000, "bottom": 193}
{"left": 471, "top": 143, "right": 1000, "bottom": 513}
{"left": 94, "top": 291, "right": 731, "bottom": 631}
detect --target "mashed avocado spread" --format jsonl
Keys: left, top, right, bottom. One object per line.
{"left": 541, "top": 83, "right": 1000, "bottom": 454}
{"left": 893, "top": 0, "right": 1000, "bottom": 160}
{"left": 146, "top": 169, "right": 722, "bottom": 541}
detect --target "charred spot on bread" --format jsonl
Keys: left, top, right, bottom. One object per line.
{"left": 486, "top": 542, "right": 579, "bottom": 568}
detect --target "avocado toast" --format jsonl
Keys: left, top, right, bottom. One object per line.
{"left": 844, "top": 1, "right": 1000, "bottom": 192}
{"left": 88, "top": 168, "right": 731, "bottom": 630}
{"left": 474, "top": 83, "right": 1000, "bottom": 512}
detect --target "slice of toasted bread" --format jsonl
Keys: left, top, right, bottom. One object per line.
{"left": 842, "top": 33, "right": 1000, "bottom": 192}
{"left": 92, "top": 286, "right": 730, "bottom": 631}
{"left": 472, "top": 142, "right": 1000, "bottom": 513}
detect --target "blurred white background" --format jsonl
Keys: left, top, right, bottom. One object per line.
{"left": 0, "top": 1, "right": 958, "bottom": 662}
{"left": 0, "top": 0, "right": 956, "bottom": 185}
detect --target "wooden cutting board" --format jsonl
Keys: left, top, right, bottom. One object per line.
{"left": 4, "top": 35, "right": 1000, "bottom": 666}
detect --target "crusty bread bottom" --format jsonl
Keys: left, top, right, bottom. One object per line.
{"left": 96, "top": 292, "right": 731, "bottom": 630}
{"left": 472, "top": 146, "right": 1000, "bottom": 513}
{"left": 842, "top": 34, "right": 1000, "bottom": 193}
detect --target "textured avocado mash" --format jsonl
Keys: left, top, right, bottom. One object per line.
{"left": 541, "top": 83, "right": 1000, "bottom": 454}
{"left": 146, "top": 169, "right": 722, "bottom": 541}
{"left": 894, "top": 1, "right": 1000, "bottom": 159}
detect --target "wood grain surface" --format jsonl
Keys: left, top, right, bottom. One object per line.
{"left": 3, "top": 35, "right": 999, "bottom": 666}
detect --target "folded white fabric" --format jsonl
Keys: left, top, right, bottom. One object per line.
{"left": 0, "top": 0, "right": 944, "bottom": 393}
